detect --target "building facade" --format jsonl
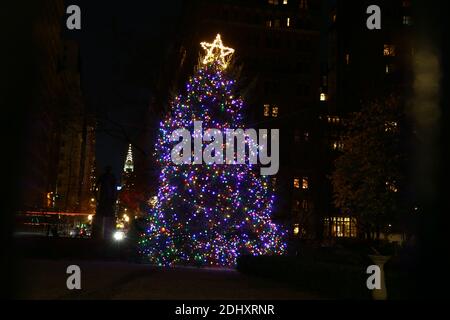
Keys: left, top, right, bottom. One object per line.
{"left": 19, "top": 0, "right": 96, "bottom": 214}
{"left": 322, "top": 0, "right": 414, "bottom": 238}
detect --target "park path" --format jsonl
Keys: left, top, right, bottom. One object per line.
{"left": 17, "top": 259, "right": 320, "bottom": 299}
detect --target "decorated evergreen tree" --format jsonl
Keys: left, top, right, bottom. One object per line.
{"left": 140, "top": 34, "right": 286, "bottom": 266}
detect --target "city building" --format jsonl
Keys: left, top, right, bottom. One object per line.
{"left": 121, "top": 143, "right": 136, "bottom": 190}
{"left": 321, "top": 0, "right": 414, "bottom": 238}
{"left": 117, "top": 143, "right": 141, "bottom": 221}
{"left": 19, "top": 0, "right": 96, "bottom": 215}
{"left": 53, "top": 39, "right": 96, "bottom": 214}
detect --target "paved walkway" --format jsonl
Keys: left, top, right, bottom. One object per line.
{"left": 17, "top": 259, "right": 320, "bottom": 299}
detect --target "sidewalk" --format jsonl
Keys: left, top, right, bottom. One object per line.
{"left": 16, "top": 259, "right": 321, "bottom": 299}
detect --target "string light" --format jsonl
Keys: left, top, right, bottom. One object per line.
{"left": 200, "top": 34, "right": 235, "bottom": 69}
{"left": 139, "top": 35, "right": 286, "bottom": 267}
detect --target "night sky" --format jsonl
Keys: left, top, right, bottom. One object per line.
{"left": 71, "top": 0, "right": 183, "bottom": 178}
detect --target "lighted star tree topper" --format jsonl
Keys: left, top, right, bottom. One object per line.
{"left": 200, "top": 34, "right": 235, "bottom": 69}
{"left": 140, "top": 34, "right": 287, "bottom": 267}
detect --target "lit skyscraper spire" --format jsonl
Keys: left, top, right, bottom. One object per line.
{"left": 123, "top": 144, "right": 134, "bottom": 173}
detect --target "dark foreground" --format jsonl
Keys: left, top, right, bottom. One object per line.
{"left": 11, "top": 236, "right": 320, "bottom": 299}
{"left": 16, "top": 259, "right": 320, "bottom": 299}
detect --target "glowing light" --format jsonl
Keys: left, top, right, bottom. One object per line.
{"left": 148, "top": 196, "right": 158, "bottom": 207}
{"left": 302, "top": 177, "right": 309, "bottom": 189}
{"left": 124, "top": 144, "right": 134, "bottom": 172}
{"left": 140, "top": 35, "right": 286, "bottom": 267}
{"left": 263, "top": 104, "right": 270, "bottom": 117}
{"left": 113, "top": 230, "right": 125, "bottom": 241}
{"left": 116, "top": 222, "right": 125, "bottom": 229}
{"left": 200, "top": 34, "right": 235, "bottom": 69}
{"left": 272, "top": 106, "right": 278, "bottom": 117}
{"left": 88, "top": 214, "right": 93, "bottom": 221}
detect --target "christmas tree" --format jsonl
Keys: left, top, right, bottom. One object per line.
{"left": 140, "top": 34, "right": 286, "bottom": 266}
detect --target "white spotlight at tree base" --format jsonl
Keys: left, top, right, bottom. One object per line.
{"left": 113, "top": 230, "right": 125, "bottom": 241}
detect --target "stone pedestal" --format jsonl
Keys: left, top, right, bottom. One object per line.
{"left": 368, "top": 254, "right": 391, "bottom": 300}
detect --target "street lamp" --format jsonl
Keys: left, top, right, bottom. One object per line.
{"left": 113, "top": 230, "right": 125, "bottom": 241}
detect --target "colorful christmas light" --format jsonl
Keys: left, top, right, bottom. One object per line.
{"left": 139, "top": 35, "right": 286, "bottom": 267}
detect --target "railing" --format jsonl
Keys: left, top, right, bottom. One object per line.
{"left": 15, "top": 211, "right": 93, "bottom": 238}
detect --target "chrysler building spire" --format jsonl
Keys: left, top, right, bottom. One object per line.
{"left": 123, "top": 144, "right": 134, "bottom": 173}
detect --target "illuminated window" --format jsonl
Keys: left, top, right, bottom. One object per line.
{"left": 286, "top": 17, "right": 291, "bottom": 27}
{"left": 266, "top": 20, "right": 272, "bottom": 27}
{"left": 302, "top": 177, "right": 309, "bottom": 189}
{"left": 283, "top": 0, "right": 288, "bottom": 4}
{"left": 386, "top": 180, "right": 398, "bottom": 193}
{"left": 320, "top": 93, "right": 327, "bottom": 101}
{"left": 324, "top": 217, "right": 357, "bottom": 238}
{"left": 385, "top": 121, "right": 398, "bottom": 132}
{"left": 264, "top": 104, "right": 279, "bottom": 117}
{"left": 294, "top": 178, "right": 300, "bottom": 189}
{"left": 268, "top": 0, "right": 279, "bottom": 4}
{"left": 47, "top": 192, "right": 55, "bottom": 208}
{"left": 332, "top": 141, "right": 344, "bottom": 151}
{"left": 272, "top": 106, "right": 279, "bottom": 117}
{"left": 263, "top": 104, "right": 270, "bottom": 117}
{"left": 293, "top": 224, "right": 300, "bottom": 235}
{"left": 384, "top": 44, "right": 396, "bottom": 57}
{"left": 332, "top": 13, "right": 336, "bottom": 23}
{"left": 299, "top": 0, "right": 308, "bottom": 9}
{"left": 385, "top": 63, "right": 394, "bottom": 74}
{"left": 345, "top": 53, "right": 350, "bottom": 65}
{"left": 403, "top": 16, "right": 412, "bottom": 26}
